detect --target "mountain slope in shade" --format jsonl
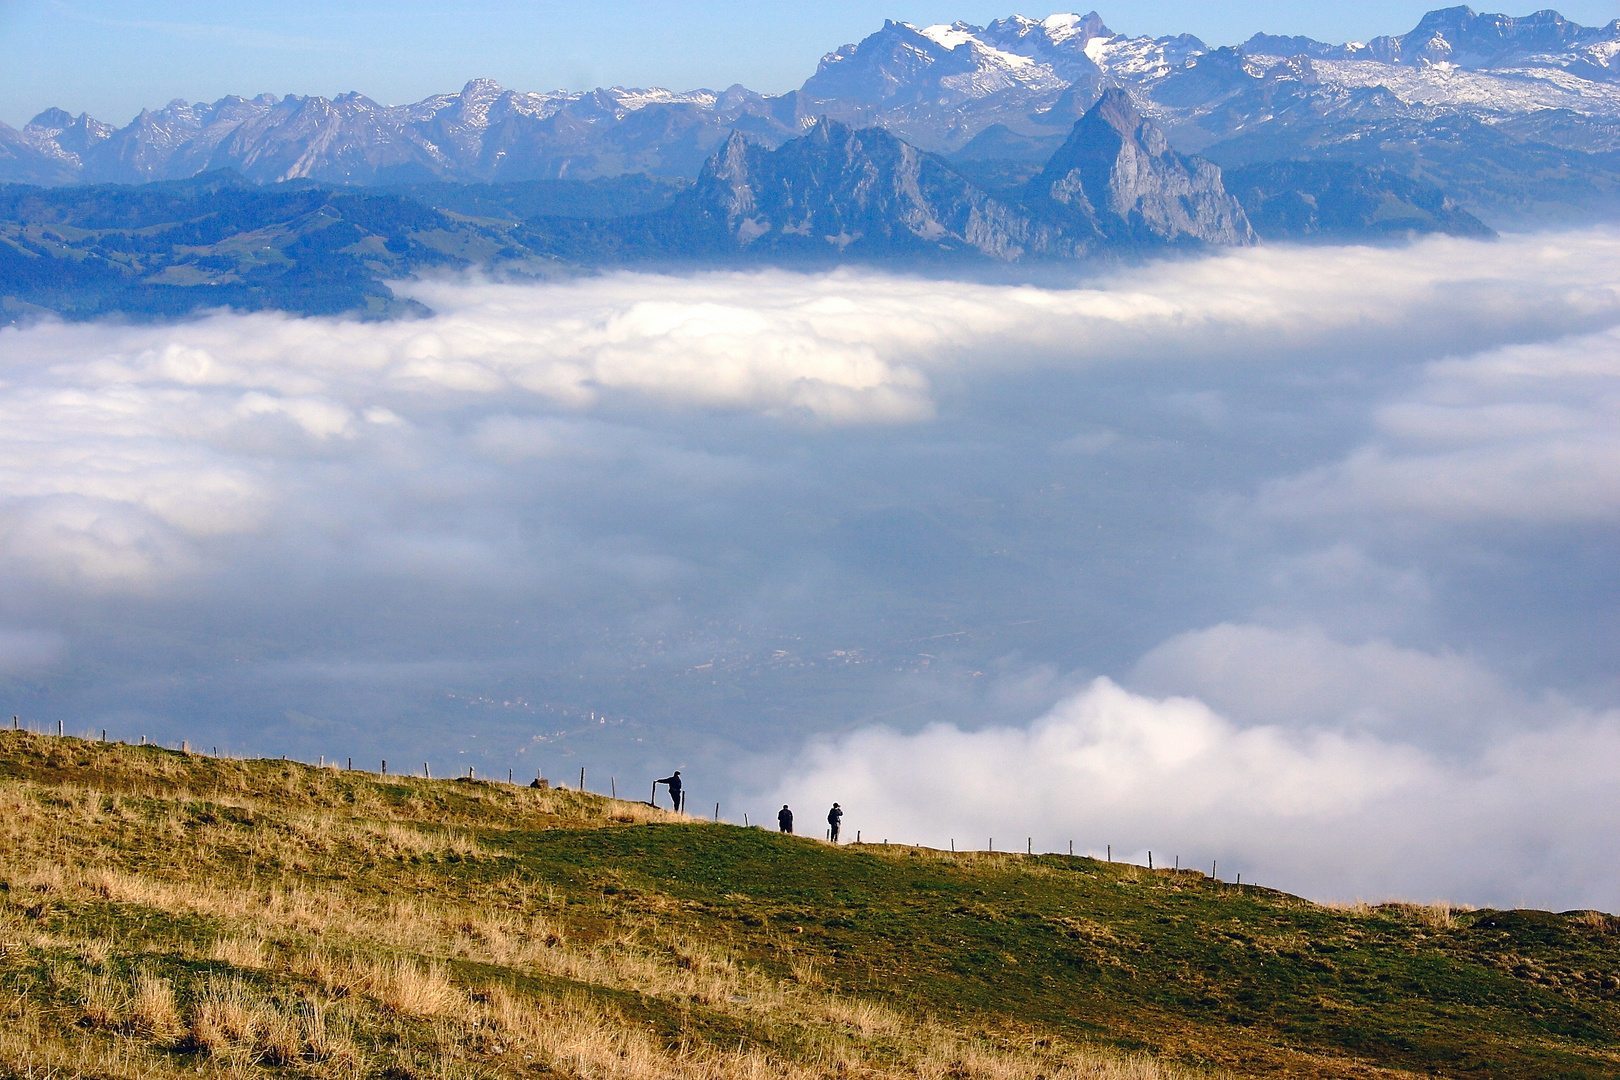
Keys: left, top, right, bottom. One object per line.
{"left": 666, "top": 120, "right": 1049, "bottom": 260}
{"left": 0, "top": 172, "right": 523, "bottom": 323}
{"left": 1224, "top": 160, "right": 1496, "bottom": 241}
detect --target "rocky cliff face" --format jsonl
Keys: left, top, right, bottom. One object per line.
{"left": 1027, "top": 88, "right": 1255, "bottom": 248}
{"left": 674, "top": 119, "right": 1045, "bottom": 260}
{"left": 634, "top": 93, "right": 1252, "bottom": 262}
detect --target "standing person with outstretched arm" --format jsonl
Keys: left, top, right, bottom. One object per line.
{"left": 777, "top": 804, "right": 793, "bottom": 833}
{"left": 653, "top": 771, "right": 683, "bottom": 811}
{"left": 827, "top": 802, "right": 843, "bottom": 842}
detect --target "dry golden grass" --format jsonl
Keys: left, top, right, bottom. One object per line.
{"left": 131, "top": 967, "right": 185, "bottom": 1039}
{"left": 0, "top": 731, "right": 1211, "bottom": 1080}
{"left": 1388, "top": 903, "right": 1463, "bottom": 931}
{"left": 1572, "top": 910, "right": 1615, "bottom": 932}
{"left": 1318, "top": 900, "right": 1471, "bottom": 931}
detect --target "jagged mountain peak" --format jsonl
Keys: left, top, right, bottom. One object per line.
{"left": 1387, "top": 4, "right": 1617, "bottom": 64}
{"left": 1240, "top": 3, "right": 1620, "bottom": 71}
{"left": 983, "top": 11, "right": 1114, "bottom": 50}
{"left": 666, "top": 94, "right": 1255, "bottom": 263}
{"left": 1089, "top": 86, "right": 1148, "bottom": 132}
{"left": 1030, "top": 87, "right": 1254, "bottom": 247}
{"left": 459, "top": 77, "right": 508, "bottom": 98}
{"left": 27, "top": 108, "right": 77, "bottom": 132}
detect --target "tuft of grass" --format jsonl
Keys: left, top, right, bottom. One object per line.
{"left": 130, "top": 967, "right": 184, "bottom": 1040}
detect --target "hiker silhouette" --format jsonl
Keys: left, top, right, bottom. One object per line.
{"left": 778, "top": 804, "right": 793, "bottom": 833}
{"left": 827, "top": 802, "right": 843, "bottom": 842}
{"left": 654, "top": 771, "right": 683, "bottom": 811}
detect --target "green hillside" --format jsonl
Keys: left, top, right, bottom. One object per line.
{"left": 1, "top": 729, "right": 1616, "bottom": 1079}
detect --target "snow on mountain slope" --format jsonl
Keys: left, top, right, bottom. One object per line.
{"left": 798, "top": 7, "right": 1620, "bottom": 150}
{"left": 12, "top": 80, "right": 797, "bottom": 185}
{"left": 1086, "top": 31, "right": 1209, "bottom": 84}
{"left": 9, "top": 7, "right": 1620, "bottom": 189}
{"left": 915, "top": 23, "right": 1069, "bottom": 100}
{"left": 1270, "top": 58, "right": 1620, "bottom": 117}
{"left": 799, "top": 12, "right": 1218, "bottom": 149}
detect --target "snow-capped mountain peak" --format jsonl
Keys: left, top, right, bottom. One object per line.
{"left": 6, "top": 6, "right": 1620, "bottom": 198}
{"left": 916, "top": 22, "right": 978, "bottom": 51}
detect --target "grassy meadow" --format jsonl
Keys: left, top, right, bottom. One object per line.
{"left": 0, "top": 729, "right": 1617, "bottom": 1079}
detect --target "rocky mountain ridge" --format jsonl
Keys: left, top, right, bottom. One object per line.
{"left": 1244, "top": 6, "right": 1620, "bottom": 71}
{"left": 0, "top": 81, "right": 804, "bottom": 187}
{"left": 610, "top": 88, "right": 1254, "bottom": 262}
{"left": 2, "top": 6, "right": 1614, "bottom": 227}
{"left": 4, "top": 7, "right": 1619, "bottom": 187}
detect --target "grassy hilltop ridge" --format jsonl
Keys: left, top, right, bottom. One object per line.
{"left": 1, "top": 731, "right": 1617, "bottom": 1079}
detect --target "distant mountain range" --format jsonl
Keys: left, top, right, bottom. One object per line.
{"left": 3, "top": 5, "right": 1617, "bottom": 227}
{"left": 0, "top": 89, "right": 1497, "bottom": 325}
{"left": 0, "top": 6, "right": 1605, "bottom": 322}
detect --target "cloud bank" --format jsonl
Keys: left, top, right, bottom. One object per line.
{"left": 767, "top": 627, "right": 1620, "bottom": 909}
{"left": 1261, "top": 324, "right": 1620, "bottom": 525}
{"left": 0, "top": 230, "right": 1617, "bottom": 908}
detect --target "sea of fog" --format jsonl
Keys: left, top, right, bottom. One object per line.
{"left": 1, "top": 231, "right": 1617, "bottom": 908}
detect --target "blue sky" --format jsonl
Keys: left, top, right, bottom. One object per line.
{"left": 4, "top": 0, "right": 1618, "bottom": 126}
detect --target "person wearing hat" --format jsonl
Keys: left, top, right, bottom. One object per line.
{"left": 827, "top": 802, "right": 843, "bottom": 842}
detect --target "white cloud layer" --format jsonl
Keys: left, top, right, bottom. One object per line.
{"left": 1261, "top": 324, "right": 1620, "bottom": 524}
{"left": 766, "top": 640, "right": 1620, "bottom": 909}
{"left": 0, "top": 229, "right": 1610, "bottom": 586}
{"left": 0, "top": 232, "right": 1617, "bottom": 910}
{"left": 1130, "top": 622, "right": 1535, "bottom": 737}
